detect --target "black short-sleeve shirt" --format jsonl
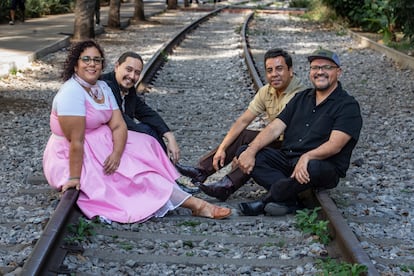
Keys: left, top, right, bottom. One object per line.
{"left": 278, "top": 82, "right": 362, "bottom": 177}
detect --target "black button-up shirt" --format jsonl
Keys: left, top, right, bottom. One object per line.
{"left": 278, "top": 82, "right": 362, "bottom": 177}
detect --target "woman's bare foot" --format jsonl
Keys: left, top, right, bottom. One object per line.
{"left": 191, "top": 200, "right": 231, "bottom": 219}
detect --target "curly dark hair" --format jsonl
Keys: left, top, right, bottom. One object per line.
{"left": 61, "top": 40, "right": 106, "bottom": 81}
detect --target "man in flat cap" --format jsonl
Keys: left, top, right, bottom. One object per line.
{"left": 236, "top": 48, "right": 363, "bottom": 216}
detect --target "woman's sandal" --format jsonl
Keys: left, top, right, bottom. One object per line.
{"left": 192, "top": 201, "right": 232, "bottom": 220}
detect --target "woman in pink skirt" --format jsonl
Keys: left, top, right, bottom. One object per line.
{"left": 43, "top": 40, "right": 231, "bottom": 223}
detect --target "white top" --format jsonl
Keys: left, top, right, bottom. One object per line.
{"left": 53, "top": 78, "right": 118, "bottom": 116}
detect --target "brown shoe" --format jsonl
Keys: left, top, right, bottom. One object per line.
{"left": 175, "top": 163, "right": 208, "bottom": 183}
{"left": 199, "top": 176, "right": 234, "bottom": 202}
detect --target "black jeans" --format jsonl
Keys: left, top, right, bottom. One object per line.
{"left": 124, "top": 115, "right": 167, "bottom": 152}
{"left": 239, "top": 147, "right": 339, "bottom": 205}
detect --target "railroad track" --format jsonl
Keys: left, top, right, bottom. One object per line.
{"left": 14, "top": 6, "right": 382, "bottom": 275}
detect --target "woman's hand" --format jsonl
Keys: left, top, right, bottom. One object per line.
{"left": 164, "top": 132, "right": 180, "bottom": 163}
{"left": 61, "top": 178, "right": 80, "bottom": 193}
{"left": 103, "top": 152, "right": 121, "bottom": 175}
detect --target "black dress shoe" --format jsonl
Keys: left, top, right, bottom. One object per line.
{"left": 175, "top": 163, "right": 207, "bottom": 183}
{"left": 239, "top": 200, "right": 265, "bottom": 216}
{"left": 175, "top": 181, "right": 200, "bottom": 195}
{"left": 199, "top": 176, "right": 234, "bottom": 202}
{"left": 264, "top": 202, "right": 301, "bottom": 216}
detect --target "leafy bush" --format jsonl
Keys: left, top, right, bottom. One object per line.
{"left": 320, "top": 0, "right": 414, "bottom": 43}
{"left": 0, "top": 1, "right": 13, "bottom": 23}
{"left": 321, "top": 0, "right": 365, "bottom": 27}
{"left": 0, "top": 0, "right": 74, "bottom": 23}
{"left": 289, "top": 0, "right": 312, "bottom": 8}
{"left": 26, "top": 0, "right": 74, "bottom": 18}
{"left": 300, "top": 0, "right": 338, "bottom": 23}
{"left": 393, "top": 0, "right": 414, "bottom": 41}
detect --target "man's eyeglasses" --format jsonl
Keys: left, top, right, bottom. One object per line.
{"left": 79, "top": 56, "right": 104, "bottom": 65}
{"left": 310, "top": 65, "right": 338, "bottom": 71}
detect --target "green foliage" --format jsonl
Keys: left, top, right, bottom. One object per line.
{"left": 300, "top": 0, "right": 338, "bottom": 23}
{"left": 393, "top": 0, "right": 414, "bottom": 41}
{"left": 321, "top": 0, "right": 364, "bottom": 26}
{"left": 177, "top": 220, "right": 201, "bottom": 227}
{"left": 295, "top": 207, "right": 331, "bottom": 245}
{"left": 9, "top": 67, "right": 18, "bottom": 75}
{"left": 119, "top": 241, "right": 134, "bottom": 250}
{"left": 320, "top": 0, "right": 414, "bottom": 43}
{"left": 160, "top": 50, "right": 169, "bottom": 62}
{"left": 26, "top": 0, "right": 74, "bottom": 18}
{"left": 360, "top": 0, "right": 397, "bottom": 43}
{"left": 65, "top": 217, "right": 96, "bottom": 245}
{"left": 0, "top": 1, "right": 11, "bottom": 23}
{"left": 0, "top": 0, "right": 74, "bottom": 23}
{"left": 316, "top": 258, "right": 368, "bottom": 276}
{"left": 400, "top": 264, "right": 414, "bottom": 273}
{"left": 289, "top": 0, "right": 311, "bottom": 8}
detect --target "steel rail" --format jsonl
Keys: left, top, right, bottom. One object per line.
{"left": 241, "top": 11, "right": 263, "bottom": 91}
{"left": 316, "top": 191, "right": 379, "bottom": 275}
{"left": 137, "top": 6, "right": 227, "bottom": 92}
{"left": 21, "top": 189, "right": 80, "bottom": 276}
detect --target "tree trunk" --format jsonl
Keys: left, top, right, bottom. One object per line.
{"left": 108, "top": 0, "right": 121, "bottom": 28}
{"left": 167, "top": 0, "right": 177, "bottom": 10}
{"left": 73, "top": 0, "right": 95, "bottom": 41}
{"left": 132, "top": 0, "right": 145, "bottom": 22}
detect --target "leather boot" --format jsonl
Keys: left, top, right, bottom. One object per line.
{"left": 175, "top": 163, "right": 208, "bottom": 183}
{"left": 175, "top": 181, "right": 200, "bottom": 195}
{"left": 199, "top": 176, "right": 236, "bottom": 202}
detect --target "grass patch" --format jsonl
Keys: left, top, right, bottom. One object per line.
{"left": 177, "top": 220, "right": 201, "bottom": 227}
{"left": 316, "top": 258, "right": 368, "bottom": 275}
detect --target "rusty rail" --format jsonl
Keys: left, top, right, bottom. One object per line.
{"left": 21, "top": 189, "right": 80, "bottom": 276}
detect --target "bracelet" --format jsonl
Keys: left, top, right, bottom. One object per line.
{"left": 68, "top": 177, "right": 80, "bottom": 181}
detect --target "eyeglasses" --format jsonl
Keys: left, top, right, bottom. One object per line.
{"left": 79, "top": 56, "right": 104, "bottom": 65}
{"left": 310, "top": 65, "right": 338, "bottom": 71}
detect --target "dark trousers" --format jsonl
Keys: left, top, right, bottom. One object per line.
{"left": 124, "top": 115, "right": 167, "bottom": 152}
{"left": 249, "top": 147, "right": 339, "bottom": 205}
{"left": 198, "top": 129, "right": 282, "bottom": 186}
{"left": 11, "top": 0, "right": 25, "bottom": 11}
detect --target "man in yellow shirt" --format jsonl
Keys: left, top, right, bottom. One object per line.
{"left": 176, "top": 48, "right": 306, "bottom": 201}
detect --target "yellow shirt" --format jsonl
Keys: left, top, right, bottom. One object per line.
{"left": 248, "top": 75, "right": 305, "bottom": 122}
